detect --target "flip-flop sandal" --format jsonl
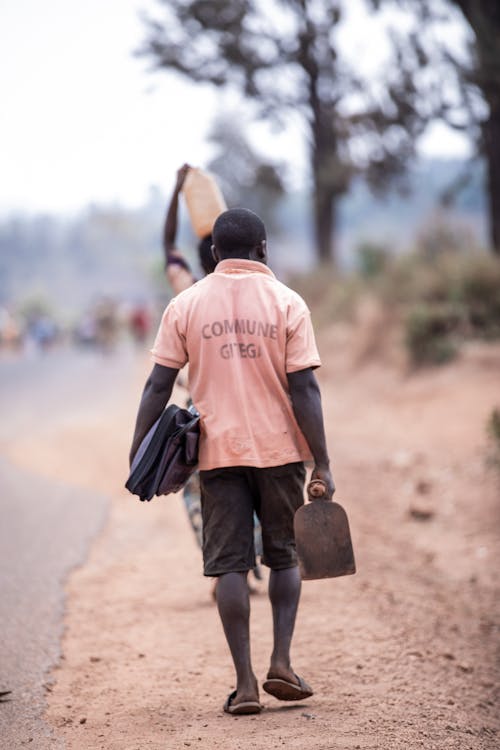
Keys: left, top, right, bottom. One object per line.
{"left": 223, "top": 690, "right": 262, "bottom": 715}
{"left": 262, "top": 674, "right": 313, "bottom": 701}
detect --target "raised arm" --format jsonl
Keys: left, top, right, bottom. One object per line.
{"left": 162, "top": 164, "right": 195, "bottom": 294}
{"left": 129, "top": 364, "right": 179, "bottom": 465}
{"left": 287, "top": 368, "right": 335, "bottom": 498}
{"left": 163, "top": 164, "right": 189, "bottom": 255}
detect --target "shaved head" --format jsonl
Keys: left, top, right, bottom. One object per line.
{"left": 213, "top": 208, "right": 266, "bottom": 259}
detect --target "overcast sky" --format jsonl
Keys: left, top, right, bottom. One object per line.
{"left": 0, "top": 0, "right": 471, "bottom": 216}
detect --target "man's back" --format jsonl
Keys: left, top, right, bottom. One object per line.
{"left": 151, "top": 258, "right": 321, "bottom": 470}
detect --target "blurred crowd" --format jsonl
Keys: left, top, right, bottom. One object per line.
{"left": 0, "top": 298, "right": 154, "bottom": 357}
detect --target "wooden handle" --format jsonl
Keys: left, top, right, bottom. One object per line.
{"left": 307, "top": 479, "right": 327, "bottom": 500}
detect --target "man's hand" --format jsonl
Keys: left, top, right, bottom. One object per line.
{"left": 311, "top": 464, "right": 335, "bottom": 499}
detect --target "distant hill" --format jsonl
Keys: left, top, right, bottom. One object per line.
{"left": 0, "top": 158, "right": 488, "bottom": 316}
{"left": 272, "top": 157, "right": 487, "bottom": 273}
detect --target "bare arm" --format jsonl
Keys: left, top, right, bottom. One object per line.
{"left": 162, "top": 164, "right": 196, "bottom": 293}
{"left": 287, "top": 368, "right": 335, "bottom": 498}
{"left": 129, "top": 364, "right": 179, "bottom": 465}
{"left": 163, "top": 164, "right": 190, "bottom": 256}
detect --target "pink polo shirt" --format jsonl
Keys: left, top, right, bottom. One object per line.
{"left": 151, "top": 258, "right": 321, "bottom": 470}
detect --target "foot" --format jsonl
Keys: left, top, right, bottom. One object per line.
{"left": 224, "top": 676, "right": 261, "bottom": 715}
{"left": 223, "top": 689, "right": 262, "bottom": 715}
{"left": 263, "top": 667, "right": 313, "bottom": 701}
{"left": 266, "top": 664, "right": 297, "bottom": 684}
{"left": 234, "top": 675, "right": 259, "bottom": 705}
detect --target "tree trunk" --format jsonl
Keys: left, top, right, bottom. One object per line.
{"left": 311, "top": 115, "right": 341, "bottom": 266}
{"left": 451, "top": 0, "right": 500, "bottom": 253}
{"left": 302, "top": 12, "right": 344, "bottom": 268}
{"left": 312, "top": 182, "right": 336, "bottom": 264}
{"left": 483, "top": 102, "right": 500, "bottom": 254}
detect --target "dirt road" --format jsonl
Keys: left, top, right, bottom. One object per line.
{"left": 4, "top": 334, "right": 500, "bottom": 750}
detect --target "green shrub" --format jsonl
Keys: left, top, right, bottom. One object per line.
{"left": 398, "top": 254, "right": 500, "bottom": 365}
{"left": 405, "top": 305, "right": 460, "bottom": 366}
{"left": 456, "top": 258, "right": 500, "bottom": 339}
{"left": 356, "top": 242, "right": 389, "bottom": 278}
{"left": 374, "top": 253, "right": 454, "bottom": 307}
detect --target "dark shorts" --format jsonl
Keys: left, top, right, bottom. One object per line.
{"left": 199, "top": 462, "right": 306, "bottom": 576}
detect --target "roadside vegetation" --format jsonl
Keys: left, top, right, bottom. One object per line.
{"left": 292, "top": 235, "right": 500, "bottom": 367}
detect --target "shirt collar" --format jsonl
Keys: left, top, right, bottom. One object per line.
{"left": 214, "top": 258, "right": 275, "bottom": 278}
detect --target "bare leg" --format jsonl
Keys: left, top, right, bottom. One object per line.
{"left": 267, "top": 565, "right": 302, "bottom": 682}
{"left": 216, "top": 572, "right": 259, "bottom": 703}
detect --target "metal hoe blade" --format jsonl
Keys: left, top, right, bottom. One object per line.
{"left": 294, "top": 482, "right": 356, "bottom": 580}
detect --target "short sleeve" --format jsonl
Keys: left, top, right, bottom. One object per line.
{"left": 285, "top": 295, "right": 321, "bottom": 373}
{"left": 150, "top": 298, "right": 188, "bottom": 369}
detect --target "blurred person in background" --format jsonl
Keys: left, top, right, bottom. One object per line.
{"left": 162, "top": 164, "right": 263, "bottom": 591}
{"left": 162, "top": 163, "right": 215, "bottom": 291}
{"left": 25, "top": 314, "right": 58, "bottom": 352}
{"left": 0, "top": 307, "right": 23, "bottom": 353}
{"left": 93, "top": 297, "right": 119, "bottom": 353}
{"left": 74, "top": 309, "right": 98, "bottom": 348}
{"left": 128, "top": 302, "right": 152, "bottom": 347}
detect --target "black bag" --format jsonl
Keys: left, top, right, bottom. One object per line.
{"left": 125, "top": 404, "right": 200, "bottom": 502}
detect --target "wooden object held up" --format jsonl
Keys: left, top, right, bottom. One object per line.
{"left": 182, "top": 168, "right": 227, "bottom": 238}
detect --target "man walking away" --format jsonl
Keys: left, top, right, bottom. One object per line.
{"left": 129, "top": 208, "right": 334, "bottom": 715}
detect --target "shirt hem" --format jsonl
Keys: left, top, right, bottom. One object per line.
{"left": 198, "top": 453, "right": 312, "bottom": 472}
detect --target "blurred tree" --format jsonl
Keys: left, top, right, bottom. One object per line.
{"left": 376, "top": 0, "right": 500, "bottom": 254}
{"left": 138, "top": 0, "right": 426, "bottom": 265}
{"left": 206, "top": 113, "right": 285, "bottom": 231}
{"left": 439, "top": 1, "right": 500, "bottom": 254}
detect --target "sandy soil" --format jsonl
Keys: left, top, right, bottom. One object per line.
{"left": 7, "top": 330, "right": 500, "bottom": 750}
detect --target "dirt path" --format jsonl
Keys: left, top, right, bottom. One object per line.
{"left": 9, "top": 336, "right": 499, "bottom": 750}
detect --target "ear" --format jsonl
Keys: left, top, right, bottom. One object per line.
{"left": 257, "top": 239, "right": 267, "bottom": 262}
{"left": 211, "top": 244, "right": 220, "bottom": 263}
